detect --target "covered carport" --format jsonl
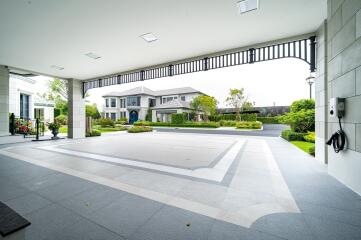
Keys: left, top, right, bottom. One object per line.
{"left": 0, "top": 0, "right": 360, "bottom": 215}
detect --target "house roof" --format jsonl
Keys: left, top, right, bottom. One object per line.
{"left": 103, "top": 86, "right": 156, "bottom": 97}
{"left": 103, "top": 86, "right": 203, "bottom": 97}
{"left": 151, "top": 99, "right": 191, "bottom": 110}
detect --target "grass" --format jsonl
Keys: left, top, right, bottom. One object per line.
{"left": 59, "top": 126, "right": 67, "bottom": 133}
{"left": 291, "top": 141, "right": 315, "bottom": 155}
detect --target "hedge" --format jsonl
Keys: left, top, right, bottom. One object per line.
{"left": 281, "top": 130, "right": 306, "bottom": 141}
{"left": 98, "top": 118, "right": 115, "bottom": 127}
{"left": 86, "top": 129, "right": 101, "bottom": 137}
{"left": 128, "top": 126, "right": 153, "bottom": 133}
{"left": 236, "top": 121, "right": 262, "bottom": 129}
{"left": 209, "top": 113, "right": 257, "bottom": 122}
{"left": 134, "top": 120, "right": 220, "bottom": 128}
{"left": 304, "top": 132, "right": 315, "bottom": 143}
{"left": 257, "top": 117, "right": 280, "bottom": 124}
{"left": 171, "top": 113, "right": 186, "bottom": 124}
{"left": 219, "top": 120, "right": 238, "bottom": 127}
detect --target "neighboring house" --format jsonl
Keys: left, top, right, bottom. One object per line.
{"left": 9, "top": 74, "right": 54, "bottom": 122}
{"left": 102, "top": 86, "right": 205, "bottom": 123}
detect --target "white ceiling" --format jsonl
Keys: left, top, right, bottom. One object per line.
{"left": 0, "top": 0, "right": 327, "bottom": 80}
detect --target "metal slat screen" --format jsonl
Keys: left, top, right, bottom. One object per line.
{"left": 83, "top": 36, "right": 316, "bottom": 96}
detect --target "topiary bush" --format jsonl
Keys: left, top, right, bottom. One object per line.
{"left": 219, "top": 120, "right": 238, "bottom": 127}
{"left": 290, "top": 99, "right": 315, "bottom": 112}
{"left": 281, "top": 130, "right": 306, "bottom": 141}
{"left": 171, "top": 113, "right": 186, "bottom": 124}
{"left": 98, "top": 118, "right": 115, "bottom": 127}
{"left": 55, "top": 114, "right": 68, "bottom": 126}
{"left": 236, "top": 121, "right": 262, "bottom": 129}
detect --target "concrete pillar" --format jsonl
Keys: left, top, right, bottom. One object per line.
{"left": 67, "top": 79, "right": 85, "bottom": 139}
{"left": 0, "top": 66, "right": 9, "bottom": 136}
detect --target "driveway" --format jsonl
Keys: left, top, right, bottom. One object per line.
{"left": 0, "top": 131, "right": 360, "bottom": 240}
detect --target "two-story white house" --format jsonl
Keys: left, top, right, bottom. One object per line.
{"left": 102, "top": 87, "right": 205, "bottom": 123}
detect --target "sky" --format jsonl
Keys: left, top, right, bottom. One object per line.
{"left": 32, "top": 58, "right": 314, "bottom": 110}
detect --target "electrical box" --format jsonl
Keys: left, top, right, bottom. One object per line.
{"left": 329, "top": 98, "right": 345, "bottom": 118}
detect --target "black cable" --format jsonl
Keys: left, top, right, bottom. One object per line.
{"left": 326, "top": 117, "right": 346, "bottom": 153}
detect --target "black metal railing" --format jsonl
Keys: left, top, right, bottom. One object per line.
{"left": 82, "top": 36, "right": 316, "bottom": 97}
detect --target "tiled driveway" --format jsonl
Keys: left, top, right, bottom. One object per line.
{"left": 0, "top": 131, "right": 361, "bottom": 240}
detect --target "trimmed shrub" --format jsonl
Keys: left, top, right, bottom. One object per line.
{"left": 278, "top": 109, "right": 315, "bottom": 133}
{"left": 304, "top": 132, "right": 315, "bottom": 143}
{"left": 86, "top": 129, "right": 101, "bottom": 137}
{"left": 128, "top": 126, "right": 153, "bottom": 133}
{"left": 97, "top": 126, "right": 127, "bottom": 132}
{"left": 209, "top": 113, "right": 257, "bottom": 122}
{"left": 290, "top": 99, "right": 315, "bottom": 112}
{"left": 134, "top": 121, "right": 219, "bottom": 128}
{"left": 55, "top": 114, "right": 67, "bottom": 125}
{"left": 236, "top": 121, "right": 262, "bottom": 129}
{"left": 257, "top": 117, "right": 280, "bottom": 124}
{"left": 115, "top": 119, "right": 127, "bottom": 125}
{"left": 98, "top": 118, "right": 115, "bottom": 127}
{"left": 171, "top": 113, "right": 186, "bottom": 124}
{"left": 219, "top": 120, "right": 238, "bottom": 127}
{"left": 281, "top": 130, "right": 306, "bottom": 141}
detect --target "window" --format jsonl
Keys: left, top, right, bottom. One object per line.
{"left": 111, "top": 113, "right": 116, "bottom": 120}
{"left": 111, "top": 98, "right": 116, "bottom": 107}
{"left": 127, "top": 96, "right": 140, "bottom": 106}
{"left": 120, "top": 98, "right": 126, "bottom": 108}
{"left": 120, "top": 111, "right": 126, "bottom": 118}
{"left": 105, "top": 113, "right": 109, "bottom": 118}
{"left": 34, "top": 108, "right": 44, "bottom": 120}
{"left": 149, "top": 99, "right": 156, "bottom": 107}
{"left": 162, "top": 96, "right": 177, "bottom": 104}
{"left": 181, "top": 96, "right": 186, "bottom": 101}
{"left": 105, "top": 99, "right": 109, "bottom": 107}
{"left": 20, "top": 93, "right": 29, "bottom": 119}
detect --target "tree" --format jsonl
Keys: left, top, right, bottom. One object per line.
{"left": 47, "top": 78, "right": 68, "bottom": 100}
{"left": 225, "top": 88, "right": 248, "bottom": 121}
{"left": 198, "top": 95, "right": 218, "bottom": 122}
{"left": 190, "top": 96, "right": 202, "bottom": 121}
{"left": 242, "top": 101, "right": 255, "bottom": 111}
{"left": 86, "top": 104, "right": 101, "bottom": 119}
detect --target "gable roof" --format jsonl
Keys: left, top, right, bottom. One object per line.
{"left": 151, "top": 99, "right": 192, "bottom": 109}
{"left": 103, "top": 86, "right": 204, "bottom": 98}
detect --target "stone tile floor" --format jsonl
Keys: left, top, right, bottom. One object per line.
{"left": 0, "top": 132, "right": 360, "bottom": 240}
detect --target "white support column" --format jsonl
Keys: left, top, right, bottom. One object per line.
{"left": 0, "top": 66, "right": 9, "bottom": 136}
{"left": 68, "top": 79, "right": 85, "bottom": 139}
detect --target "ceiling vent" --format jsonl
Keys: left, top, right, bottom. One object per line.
{"left": 85, "top": 52, "right": 101, "bottom": 59}
{"left": 140, "top": 33, "right": 158, "bottom": 43}
{"left": 50, "top": 65, "right": 64, "bottom": 70}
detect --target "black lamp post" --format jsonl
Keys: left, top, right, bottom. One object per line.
{"left": 305, "top": 75, "right": 315, "bottom": 99}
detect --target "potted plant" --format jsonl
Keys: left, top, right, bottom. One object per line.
{"left": 48, "top": 122, "right": 60, "bottom": 139}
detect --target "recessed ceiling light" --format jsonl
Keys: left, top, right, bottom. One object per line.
{"left": 85, "top": 52, "right": 101, "bottom": 59}
{"left": 50, "top": 65, "right": 64, "bottom": 70}
{"left": 140, "top": 33, "right": 158, "bottom": 43}
{"left": 237, "top": 0, "right": 258, "bottom": 14}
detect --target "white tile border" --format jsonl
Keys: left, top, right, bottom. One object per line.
{"left": 36, "top": 139, "right": 245, "bottom": 182}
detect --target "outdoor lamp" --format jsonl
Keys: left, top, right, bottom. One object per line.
{"left": 305, "top": 74, "right": 315, "bottom": 99}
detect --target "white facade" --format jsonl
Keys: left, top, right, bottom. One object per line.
{"left": 9, "top": 74, "right": 54, "bottom": 122}
{"left": 103, "top": 87, "right": 203, "bottom": 123}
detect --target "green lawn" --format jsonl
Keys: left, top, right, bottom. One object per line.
{"left": 59, "top": 126, "right": 67, "bottom": 133}
{"left": 291, "top": 141, "right": 315, "bottom": 155}
{"left": 58, "top": 125, "right": 127, "bottom": 134}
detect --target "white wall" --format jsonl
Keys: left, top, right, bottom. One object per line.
{"left": 9, "top": 75, "right": 36, "bottom": 119}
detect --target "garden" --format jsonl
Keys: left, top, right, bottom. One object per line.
{"left": 278, "top": 99, "right": 315, "bottom": 155}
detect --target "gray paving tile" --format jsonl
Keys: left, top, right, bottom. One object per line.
{"left": 208, "top": 220, "right": 284, "bottom": 240}
{"left": 24, "top": 204, "right": 83, "bottom": 240}
{"left": 60, "top": 185, "right": 126, "bottom": 218}
{"left": 0, "top": 164, "right": 55, "bottom": 184}
{"left": 130, "top": 205, "right": 214, "bottom": 240}
{"left": 251, "top": 213, "right": 315, "bottom": 240}
{"left": 0, "top": 177, "right": 30, "bottom": 201}
{"left": 5, "top": 192, "right": 52, "bottom": 215}
{"left": 298, "top": 202, "right": 361, "bottom": 228}
{"left": 305, "top": 215, "right": 361, "bottom": 240}
{"left": 20, "top": 172, "right": 75, "bottom": 191}
{"left": 36, "top": 177, "right": 96, "bottom": 202}
{"left": 53, "top": 218, "right": 124, "bottom": 240}
{"left": 89, "top": 194, "right": 163, "bottom": 238}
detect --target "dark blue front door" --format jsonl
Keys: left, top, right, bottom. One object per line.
{"left": 129, "top": 110, "right": 138, "bottom": 124}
